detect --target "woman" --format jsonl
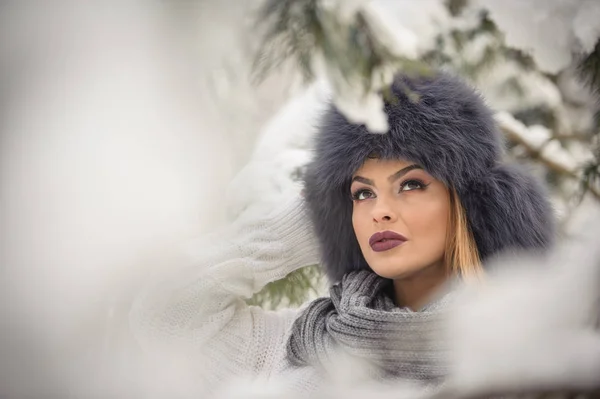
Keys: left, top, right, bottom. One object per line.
{"left": 130, "top": 71, "right": 554, "bottom": 394}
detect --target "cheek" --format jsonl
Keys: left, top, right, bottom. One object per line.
{"left": 352, "top": 207, "right": 369, "bottom": 243}
{"left": 351, "top": 210, "right": 361, "bottom": 238}
{"left": 404, "top": 199, "right": 449, "bottom": 240}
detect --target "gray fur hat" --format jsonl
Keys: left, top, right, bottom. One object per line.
{"left": 303, "top": 72, "right": 555, "bottom": 283}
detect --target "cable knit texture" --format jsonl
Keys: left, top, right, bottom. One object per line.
{"left": 129, "top": 197, "right": 324, "bottom": 394}
{"left": 288, "top": 270, "right": 451, "bottom": 383}
{"left": 128, "top": 72, "right": 557, "bottom": 395}
{"left": 129, "top": 196, "right": 454, "bottom": 394}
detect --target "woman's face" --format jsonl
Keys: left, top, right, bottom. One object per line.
{"left": 351, "top": 158, "right": 450, "bottom": 279}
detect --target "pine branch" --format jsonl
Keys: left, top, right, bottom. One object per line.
{"left": 252, "top": 0, "right": 430, "bottom": 91}
{"left": 499, "top": 121, "right": 600, "bottom": 201}
{"left": 578, "top": 39, "right": 600, "bottom": 102}
{"left": 580, "top": 142, "right": 600, "bottom": 202}
{"left": 252, "top": 0, "right": 320, "bottom": 84}
{"left": 247, "top": 265, "right": 323, "bottom": 309}
{"left": 446, "top": 0, "right": 469, "bottom": 17}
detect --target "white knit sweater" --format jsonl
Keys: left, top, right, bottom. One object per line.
{"left": 129, "top": 197, "right": 323, "bottom": 395}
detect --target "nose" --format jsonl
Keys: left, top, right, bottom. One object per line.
{"left": 371, "top": 198, "right": 398, "bottom": 224}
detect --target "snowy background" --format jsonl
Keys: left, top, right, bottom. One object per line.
{"left": 1, "top": 0, "right": 599, "bottom": 396}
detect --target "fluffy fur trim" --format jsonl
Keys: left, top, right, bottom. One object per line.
{"left": 303, "top": 72, "right": 555, "bottom": 283}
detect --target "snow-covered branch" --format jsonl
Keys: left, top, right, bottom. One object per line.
{"left": 496, "top": 112, "right": 600, "bottom": 200}
{"left": 475, "top": 0, "right": 600, "bottom": 74}
{"left": 253, "top": 0, "right": 434, "bottom": 133}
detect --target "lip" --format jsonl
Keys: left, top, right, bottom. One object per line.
{"left": 369, "top": 230, "right": 408, "bottom": 252}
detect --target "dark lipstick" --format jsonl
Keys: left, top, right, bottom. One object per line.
{"left": 369, "top": 231, "right": 408, "bottom": 252}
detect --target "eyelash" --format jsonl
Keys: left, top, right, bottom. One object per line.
{"left": 350, "top": 179, "right": 429, "bottom": 201}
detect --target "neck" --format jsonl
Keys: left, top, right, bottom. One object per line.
{"left": 392, "top": 263, "right": 448, "bottom": 311}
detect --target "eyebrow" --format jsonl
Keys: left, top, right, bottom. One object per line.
{"left": 351, "top": 164, "right": 422, "bottom": 186}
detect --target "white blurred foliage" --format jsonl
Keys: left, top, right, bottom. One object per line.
{"left": 476, "top": 0, "right": 600, "bottom": 74}
{"left": 216, "top": 207, "right": 600, "bottom": 398}
{"left": 226, "top": 80, "right": 331, "bottom": 222}
{"left": 446, "top": 211, "right": 600, "bottom": 396}
{"left": 103, "top": 210, "right": 600, "bottom": 398}
{"left": 1, "top": 1, "right": 230, "bottom": 345}
{"left": 0, "top": 0, "right": 300, "bottom": 396}
{"left": 1, "top": 0, "right": 600, "bottom": 397}
{"left": 179, "top": 1, "right": 304, "bottom": 169}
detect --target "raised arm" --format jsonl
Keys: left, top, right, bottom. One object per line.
{"left": 129, "top": 196, "right": 320, "bottom": 389}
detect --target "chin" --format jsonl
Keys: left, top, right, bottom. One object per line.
{"left": 368, "top": 259, "right": 420, "bottom": 280}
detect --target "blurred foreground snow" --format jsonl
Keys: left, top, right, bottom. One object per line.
{"left": 0, "top": 0, "right": 599, "bottom": 397}
{"left": 0, "top": 1, "right": 300, "bottom": 396}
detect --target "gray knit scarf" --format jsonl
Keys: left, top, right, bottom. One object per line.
{"left": 287, "top": 270, "right": 453, "bottom": 383}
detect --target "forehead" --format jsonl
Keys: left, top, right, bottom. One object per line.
{"left": 352, "top": 158, "right": 415, "bottom": 177}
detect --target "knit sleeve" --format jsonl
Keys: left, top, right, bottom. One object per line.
{"left": 128, "top": 196, "right": 320, "bottom": 389}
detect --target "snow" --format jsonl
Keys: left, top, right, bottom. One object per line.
{"left": 447, "top": 216, "right": 600, "bottom": 395}
{"left": 2, "top": 0, "right": 600, "bottom": 396}
{"left": 0, "top": 2, "right": 304, "bottom": 394}
{"left": 476, "top": 0, "right": 600, "bottom": 73}
{"left": 557, "top": 67, "right": 597, "bottom": 107}
{"left": 495, "top": 112, "right": 580, "bottom": 173}
{"left": 476, "top": 61, "right": 563, "bottom": 112}
{"left": 321, "top": 0, "right": 367, "bottom": 24}
{"left": 289, "top": 0, "right": 599, "bottom": 137}
{"left": 460, "top": 32, "right": 496, "bottom": 65}
{"left": 309, "top": 0, "right": 451, "bottom": 133}
{"left": 450, "top": 3, "right": 484, "bottom": 32}
{"left": 227, "top": 81, "right": 331, "bottom": 222}
{"left": 235, "top": 0, "right": 599, "bottom": 226}
{"left": 362, "top": 2, "right": 420, "bottom": 59}
{"left": 523, "top": 125, "right": 553, "bottom": 150}
{"left": 541, "top": 139, "right": 579, "bottom": 172}
{"left": 495, "top": 112, "right": 534, "bottom": 142}
{"left": 573, "top": 0, "right": 600, "bottom": 53}
{"left": 375, "top": 0, "right": 451, "bottom": 56}
{"left": 332, "top": 88, "right": 389, "bottom": 133}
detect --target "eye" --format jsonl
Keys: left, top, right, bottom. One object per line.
{"left": 400, "top": 179, "right": 427, "bottom": 192}
{"left": 351, "top": 188, "right": 375, "bottom": 201}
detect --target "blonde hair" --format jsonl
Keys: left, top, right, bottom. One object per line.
{"left": 444, "top": 188, "right": 483, "bottom": 280}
